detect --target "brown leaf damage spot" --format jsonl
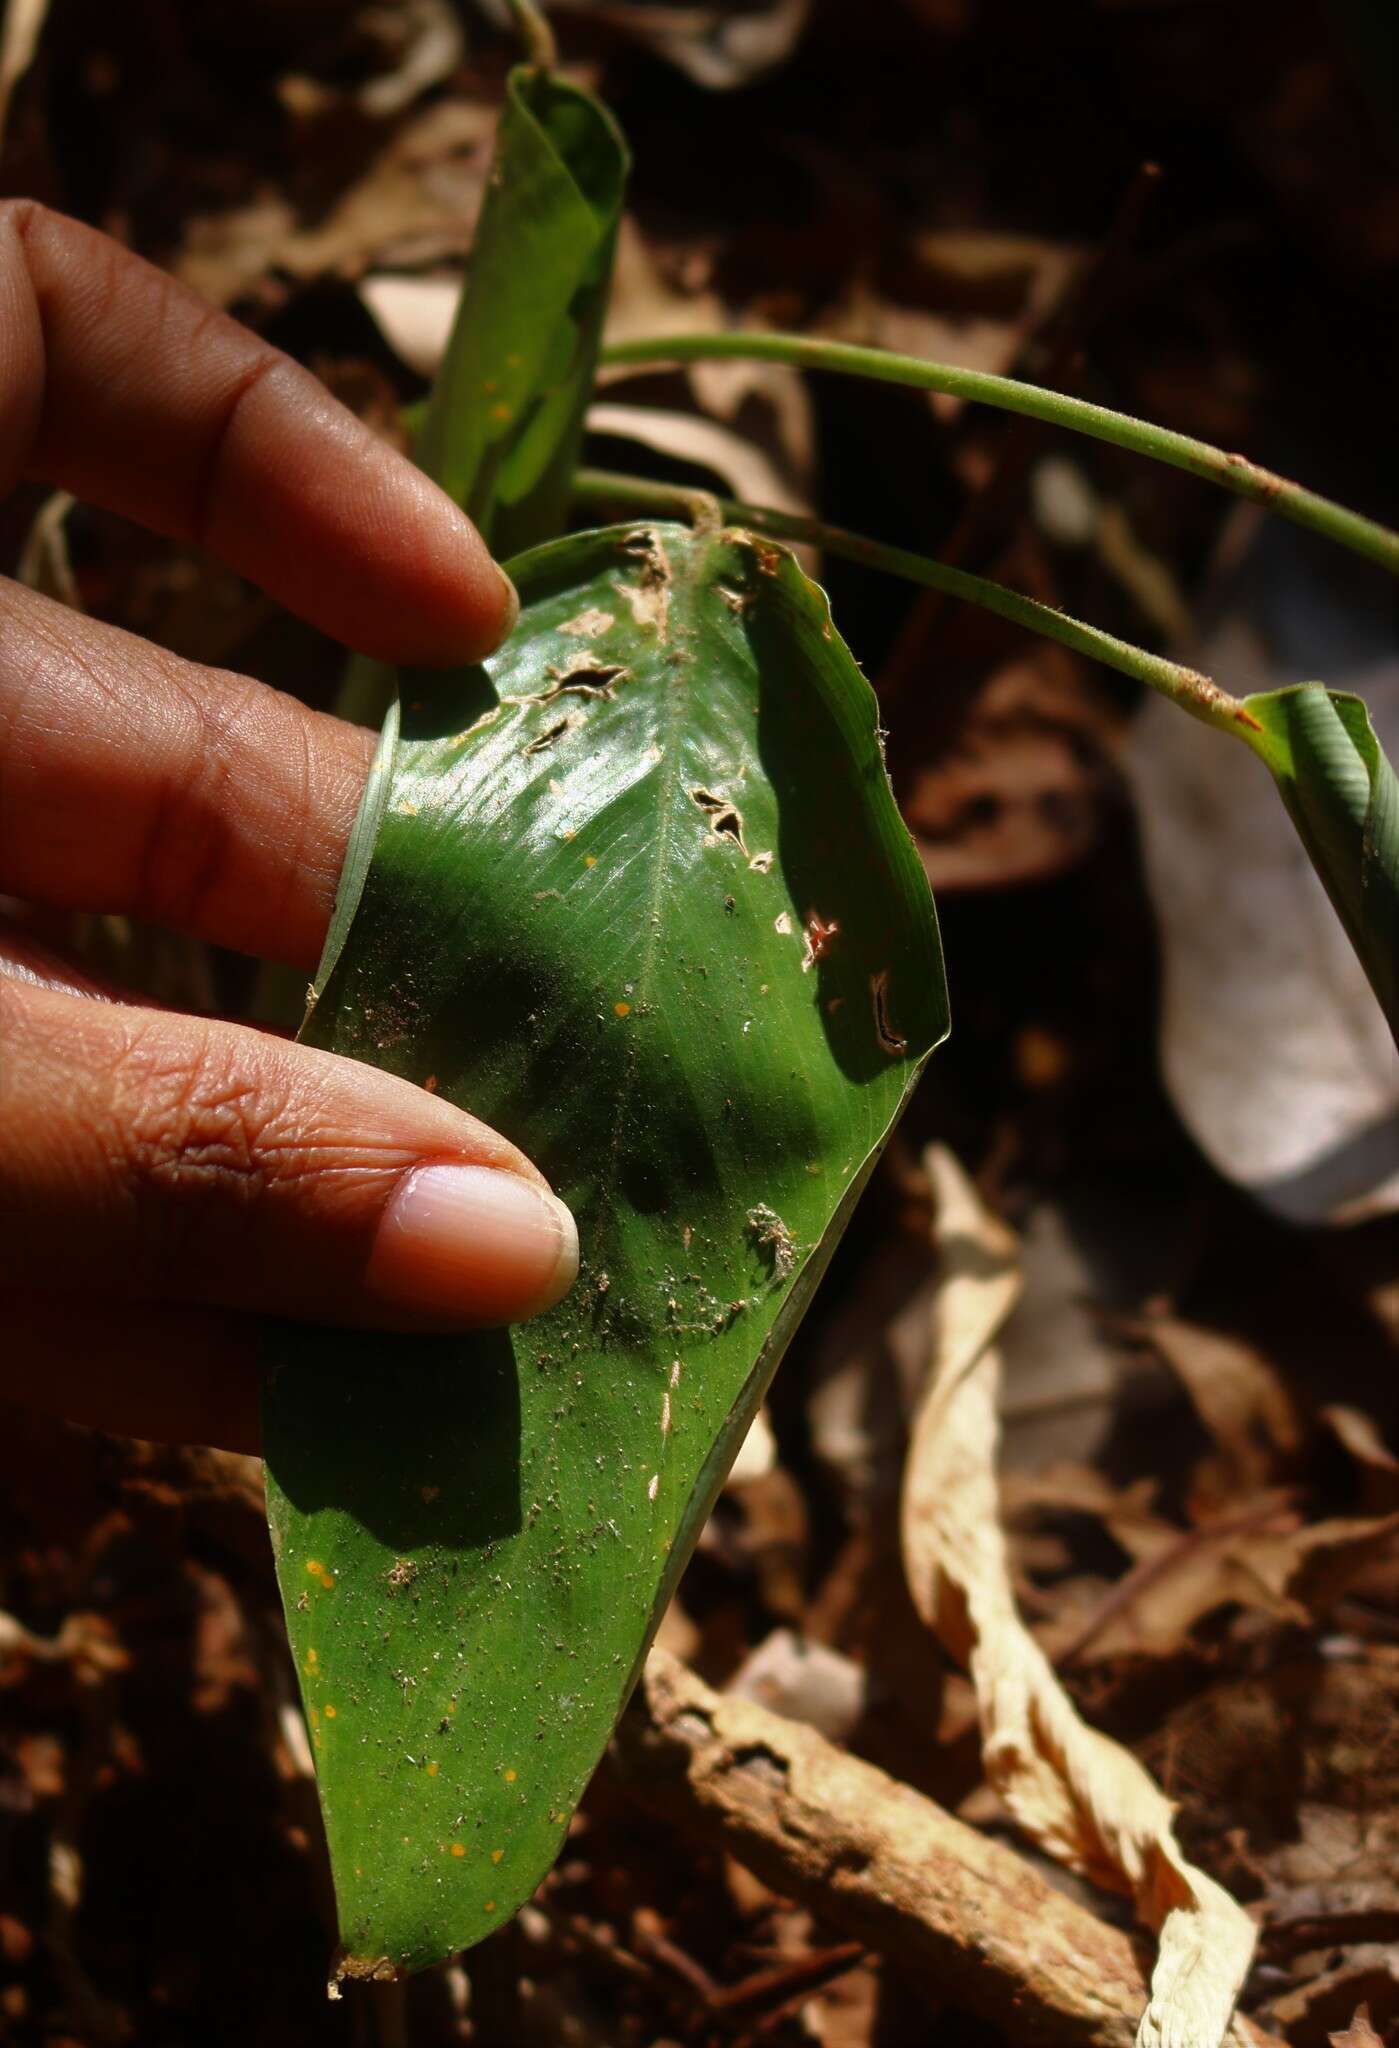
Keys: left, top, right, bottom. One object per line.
{"left": 558, "top": 606, "right": 614, "bottom": 639}
{"left": 870, "top": 969, "right": 907, "bottom": 1056}
{"left": 614, "top": 528, "right": 673, "bottom": 639}
{"left": 332, "top": 1954, "right": 400, "bottom": 1991}
{"left": 801, "top": 911, "right": 840, "bottom": 973}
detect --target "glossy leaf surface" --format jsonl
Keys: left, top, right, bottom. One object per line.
{"left": 416, "top": 64, "right": 627, "bottom": 557}
{"left": 263, "top": 521, "right": 947, "bottom": 1977}
{"left": 1244, "top": 683, "right": 1399, "bottom": 1039}
{"left": 336, "top": 65, "right": 626, "bottom": 731}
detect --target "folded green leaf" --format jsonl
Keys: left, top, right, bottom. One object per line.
{"left": 1243, "top": 683, "right": 1399, "bottom": 1039}
{"left": 416, "top": 64, "right": 627, "bottom": 556}
{"left": 262, "top": 520, "right": 947, "bottom": 1979}
{"left": 336, "top": 69, "right": 626, "bottom": 731}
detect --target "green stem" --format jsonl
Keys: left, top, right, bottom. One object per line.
{"left": 600, "top": 332, "right": 1399, "bottom": 579}
{"left": 573, "top": 468, "right": 1260, "bottom": 738}
{"left": 503, "top": 0, "right": 557, "bottom": 68}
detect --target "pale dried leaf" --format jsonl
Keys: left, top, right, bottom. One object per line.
{"left": 360, "top": 272, "right": 460, "bottom": 377}
{"left": 1324, "top": 1404, "right": 1399, "bottom": 1478}
{"left": 0, "top": 0, "right": 48, "bottom": 145}
{"left": 1126, "top": 516, "right": 1399, "bottom": 1226}
{"left": 726, "top": 1403, "right": 777, "bottom": 1487}
{"left": 175, "top": 99, "right": 494, "bottom": 306}
{"left": 16, "top": 490, "right": 80, "bottom": 610}
{"left": 586, "top": 401, "right": 811, "bottom": 519}
{"left": 902, "top": 1145, "right": 1256, "bottom": 2048}
{"left": 545, "top": 0, "right": 813, "bottom": 90}
{"left": 1328, "top": 2005, "right": 1384, "bottom": 2048}
{"left": 729, "top": 1629, "right": 867, "bottom": 1744}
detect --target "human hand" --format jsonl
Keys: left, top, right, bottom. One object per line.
{"left": 0, "top": 204, "right": 578, "bottom": 1454}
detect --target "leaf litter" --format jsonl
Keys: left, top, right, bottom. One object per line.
{"left": 2, "top": 3, "right": 1398, "bottom": 2044}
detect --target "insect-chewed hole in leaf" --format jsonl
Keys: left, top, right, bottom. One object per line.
{"left": 263, "top": 518, "right": 948, "bottom": 1975}
{"left": 801, "top": 911, "right": 840, "bottom": 974}
{"left": 689, "top": 786, "right": 748, "bottom": 854}
{"left": 524, "top": 714, "right": 579, "bottom": 755}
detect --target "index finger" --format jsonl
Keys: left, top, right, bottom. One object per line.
{"left": 0, "top": 202, "right": 516, "bottom": 666}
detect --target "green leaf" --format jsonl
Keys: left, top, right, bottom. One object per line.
{"left": 262, "top": 520, "right": 948, "bottom": 1979}
{"left": 1244, "top": 682, "right": 1399, "bottom": 1038}
{"left": 416, "top": 65, "right": 628, "bottom": 556}
{"left": 333, "top": 71, "right": 627, "bottom": 734}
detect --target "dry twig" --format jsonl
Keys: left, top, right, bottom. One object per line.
{"left": 612, "top": 1651, "right": 1281, "bottom": 2048}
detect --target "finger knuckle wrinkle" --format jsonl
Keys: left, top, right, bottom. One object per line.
{"left": 134, "top": 1066, "right": 274, "bottom": 1205}
{"left": 133, "top": 671, "right": 251, "bottom": 931}
{"left": 122, "top": 1033, "right": 373, "bottom": 1214}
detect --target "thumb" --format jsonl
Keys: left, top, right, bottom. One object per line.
{"left": 1, "top": 980, "right": 578, "bottom": 1328}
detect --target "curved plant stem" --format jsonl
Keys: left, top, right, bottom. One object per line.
{"left": 600, "top": 332, "right": 1399, "bottom": 578}
{"left": 573, "top": 468, "right": 1261, "bottom": 737}
{"left": 503, "top": 0, "right": 557, "bottom": 68}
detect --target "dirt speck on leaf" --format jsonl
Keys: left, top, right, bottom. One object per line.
{"left": 747, "top": 1205, "right": 797, "bottom": 1279}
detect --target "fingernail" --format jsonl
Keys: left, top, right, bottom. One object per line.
{"left": 368, "top": 1164, "right": 578, "bottom": 1324}
{"left": 497, "top": 569, "right": 520, "bottom": 638}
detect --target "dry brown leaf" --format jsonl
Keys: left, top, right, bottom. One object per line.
{"left": 586, "top": 401, "right": 813, "bottom": 531}
{"left": 1328, "top": 2006, "right": 1384, "bottom": 2048}
{"left": 901, "top": 1144, "right": 1257, "bottom": 2048}
{"left": 900, "top": 637, "right": 1118, "bottom": 893}
{"left": 1122, "top": 1312, "right": 1305, "bottom": 1500}
{"left": 542, "top": 0, "right": 813, "bottom": 90}
{"left": 175, "top": 97, "right": 494, "bottom": 307}
{"left": 1324, "top": 1406, "right": 1399, "bottom": 1515}
{"left": 1001, "top": 1464, "right": 1175, "bottom": 1568}
{"left": 1041, "top": 1501, "right": 1399, "bottom": 1665}
{"left": 601, "top": 220, "right": 819, "bottom": 509}
{"left": 599, "top": 217, "right": 725, "bottom": 356}
{"left": 1272, "top": 1956, "right": 1399, "bottom": 2043}
{"left": 818, "top": 234, "right": 1082, "bottom": 424}
{"left": 805, "top": 1233, "right": 941, "bottom": 1517}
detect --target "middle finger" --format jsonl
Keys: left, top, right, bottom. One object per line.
{"left": 0, "top": 576, "right": 374, "bottom": 969}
